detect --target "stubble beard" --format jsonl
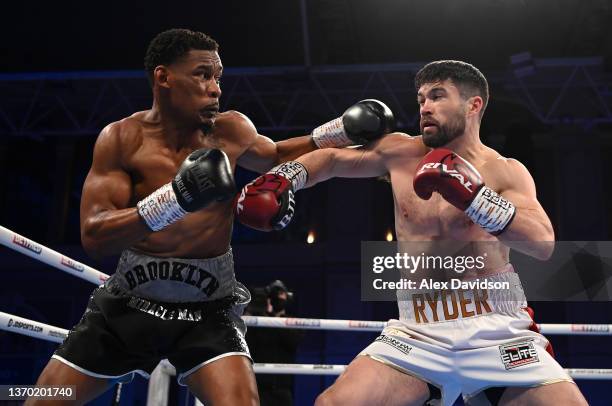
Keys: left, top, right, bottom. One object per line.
{"left": 422, "top": 112, "right": 467, "bottom": 148}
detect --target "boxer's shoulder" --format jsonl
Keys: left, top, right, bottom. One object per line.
{"left": 480, "top": 148, "right": 532, "bottom": 189}
{"left": 95, "top": 113, "right": 148, "bottom": 166}
{"left": 377, "top": 132, "right": 427, "bottom": 159}
{"left": 111, "top": 110, "right": 150, "bottom": 130}
{"left": 213, "top": 110, "right": 258, "bottom": 146}
{"left": 481, "top": 147, "right": 525, "bottom": 171}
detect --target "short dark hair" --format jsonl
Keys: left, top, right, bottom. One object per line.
{"left": 415, "top": 60, "right": 489, "bottom": 118}
{"left": 144, "top": 28, "right": 219, "bottom": 79}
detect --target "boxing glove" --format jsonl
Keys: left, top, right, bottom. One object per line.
{"left": 312, "top": 99, "right": 395, "bottom": 148}
{"left": 235, "top": 161, "right": 308, "bottom": 231}
{"left": 413, "top": 148, "right": 515, "bottom": 235}
{"left": 137, "top": 149, "right": 235, "bottom": 231}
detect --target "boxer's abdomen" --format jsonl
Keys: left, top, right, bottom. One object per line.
{"left": 132, "top": 199, "right": 234, "bottom": 258}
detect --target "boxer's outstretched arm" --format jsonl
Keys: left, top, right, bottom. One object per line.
{"left": 237, "top": 98, "right": 395, "bottom": 173}
{"left": 238, "top": 132, "right": 316, "bottom": 174}
{"left": 80, "top": 125, "right": 150, "bottom": 259}
{"left": 296, "top": 145, "right": 386, "bottom": 188}
{"left": 222, "top": 111, "right": 314, "bottom": 173}
{"left": 296, "top": 133, "right": 413, "bottom": 188}
{"left": 495, "top": 158, "right": 555, "bottom": 260}
{"left": 235, "top": 133, "right": 415, "bottom": 231}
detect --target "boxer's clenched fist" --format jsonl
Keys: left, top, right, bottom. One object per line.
{"left": 137, "top": 149, "right": 235, "bottom": 231}
{"left": 235, "top": 161, "right": 308, "bottom": 231}
{"left": 413, "top": 148, "right": 515, "bottom": 235}
{"left": 413, "top": 148, "right": 483, "bottom": 210}
{"left": 312, "top": 99, "right": 395, "bottom": 148}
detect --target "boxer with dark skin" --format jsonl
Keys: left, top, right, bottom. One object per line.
{"left": 26, "top": 29, "right": 393, "bottom": 406}
{"left": 26, "top": 28, "right": 311, "bottom": 406}
{"left": 238, "top": 61, "right": 588, "bottom": 405}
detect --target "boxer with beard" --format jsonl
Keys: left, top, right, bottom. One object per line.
{"left": 236, "top": 60, "right": 588, "bottom": 405}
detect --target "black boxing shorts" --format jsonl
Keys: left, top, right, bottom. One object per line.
{"left": 52, "top": 282, "right": 251, "bottom": 385}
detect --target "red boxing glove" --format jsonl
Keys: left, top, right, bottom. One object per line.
{"left": 413, "top": 148, "right": 516, "bottom": 235}
{"left": 413, "top": 148, "right": 483, "bottom": 210}
{"left": 234, "top": 161, "right": 308, "bottom": 232}
{"left": 235, "top": 174, "right": 295, "bottom": 232}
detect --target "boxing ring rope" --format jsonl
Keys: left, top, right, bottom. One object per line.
{"left": 1, "top": 310, "right": 611, "bottom": 381}
{"left": 241, "top": 316, "right": 612, "bottom": 336}
{"left": 0, "top": 225, "right": 108, "bottom": 285}
{"left": 1, "top": 223, "right": 612, "bottom": 405}
{"left": 2, "top": 225, "right": 611, "bottom": 336}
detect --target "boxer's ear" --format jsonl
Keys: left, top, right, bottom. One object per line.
{"left": 467, "top": 95, "right": 484, "bottom": 118}
{"left": 153, "top": 65, "right": 170, "bottom": 89}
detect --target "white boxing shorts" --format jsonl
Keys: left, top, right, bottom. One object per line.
{"left": 359, "top": 266, "right": 574, "bottom": 405}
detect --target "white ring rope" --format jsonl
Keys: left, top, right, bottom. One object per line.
{"left": 0, "top": 311, "right": 68, "bottom": 344}
{"left": 0, "top": 225, "right": 108, "bottom": 285}
{"left": 1, "top": 224, "right": 612, "bottom": 336}
{"left": 0, "top": 311, "right": 610, "bottom": 380}
{"left": 242, "top": 316, "right": 612, "bottom": 336}
{"left": 242, "top": 316, "right": 387, "bottom": 331}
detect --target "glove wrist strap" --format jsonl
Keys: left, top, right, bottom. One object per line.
{"left": 465, "top": 186, "right": 516, "bottom": 235}
{"left": 270, "top": 161, "right": 309, "bottom": 191}
{"left": 137, "top": 183, "right": 188, "bottom": 231}
{"left": 312, "top": 117, "right": 352, "bottom": 148}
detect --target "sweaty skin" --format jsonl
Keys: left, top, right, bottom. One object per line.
{"left": 299, "top": 80, "right": 586, "bottom": 406}
{"left": 296, "top": 133, "right": 554, "bottom": 279}
{"left": 295, "top": 81, "right": 555, "bottom": 276}
{"left": 29, "top": 49, "right": 317, "bottom": 406}
{"left": 80, "top": 50, "right": 315, "bottom": 260}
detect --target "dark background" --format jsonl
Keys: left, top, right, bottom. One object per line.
{"left": 1, "top": 0, "right": 612, "bottom": 404}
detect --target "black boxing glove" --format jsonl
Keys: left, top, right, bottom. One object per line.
{"left": 172, "top": 149, "right": 235, "bottom": 210}
{"left": 312, "top": 99, "right": 395, "bottom": 148}
{"left": 137, "top": 149, "right": 235, "bottom": 231}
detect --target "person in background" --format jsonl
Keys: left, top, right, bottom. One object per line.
{"left": 246, "top": 280, "right": 302, "bottom": 406}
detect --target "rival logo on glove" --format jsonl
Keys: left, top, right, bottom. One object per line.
{"left": 419, "top": 162, "right": 474, "bottom": 193}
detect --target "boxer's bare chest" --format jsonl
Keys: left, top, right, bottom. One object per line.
{"left": 126, "top": 130, "right": 240, "bottom": 204}
{"left": 390, "top": 158, "right": 500, "bottom": 241}
{"left": 123, "top": 125, "right": 244, "bottom": 257}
